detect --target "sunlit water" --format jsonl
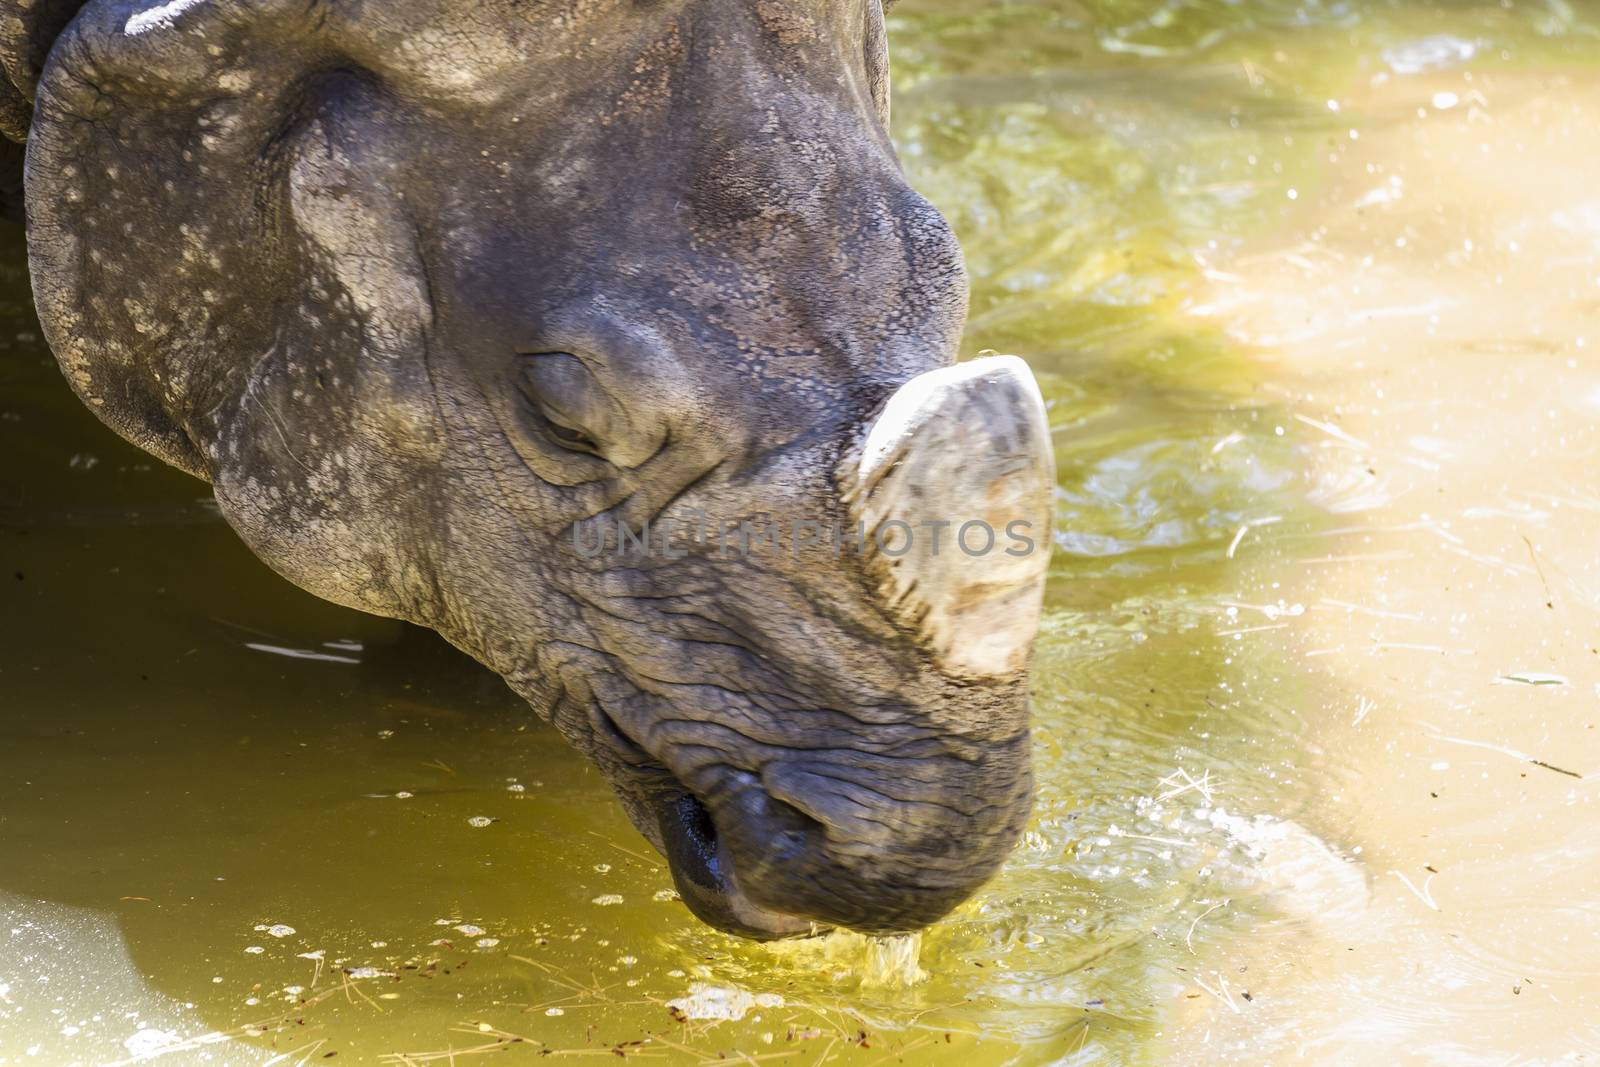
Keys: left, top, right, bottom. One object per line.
{"left": 4, "top": 2, "right": 1600, "bottom": 1063}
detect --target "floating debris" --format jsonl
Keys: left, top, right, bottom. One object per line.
{"left": 591, "top": 894, "right": 624, "bottom": 906}
{"left": 244, "top": 642, "right": 360, "bottom": 664}
{"left": 652, "top": 889, "right": 680, "bottom": 902}
{"left": 454, "top": 924, "right": 485, "bottom": 937}
{"left": 123, "top": 1027, "right": 179, "bottom": 1057}
{"left": 666, "top": 983, "right": 784, "bottom": 1022}
{"left": 1496, "top": 672, "right": 1567, "bottom": 686}
{"left": 265, "top": 924, "right": 295, "bottom": 938}
{"left": 467, "top": 816, "right": 494, "bottom": 828}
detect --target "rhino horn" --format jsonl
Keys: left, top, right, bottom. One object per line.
{"left": 843, "top": 355, "right": 1055, "bottom": 678}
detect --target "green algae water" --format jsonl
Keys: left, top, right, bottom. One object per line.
{"left": 5, "top": 2, "right": 1600, "bottom": 1063}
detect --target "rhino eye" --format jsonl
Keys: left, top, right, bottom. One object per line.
{"left": 539, "top": 411, "right": 602, "bottom": 455}
{"left": 518, "top": 352, "right": 607, "bottom": 458}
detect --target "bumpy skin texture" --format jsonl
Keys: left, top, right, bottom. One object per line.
{"left": 14, "top": 0, "right": 1035, "bottom": 935}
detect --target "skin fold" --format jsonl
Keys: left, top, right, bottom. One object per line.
{"left": 1, "top": 0, "right": 1047, "bottom": 937}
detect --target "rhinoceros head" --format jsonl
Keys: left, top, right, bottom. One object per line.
{"left": 8, "top": 0, "right": 1055, "bottom": 936}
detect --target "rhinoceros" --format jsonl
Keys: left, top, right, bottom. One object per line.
{"left": 0, "top": 0, "right": 1055, "bottom": 937}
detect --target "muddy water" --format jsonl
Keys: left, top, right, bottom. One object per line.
{"left": 3, "top": 2, "right": 1600, "bottom": 1063}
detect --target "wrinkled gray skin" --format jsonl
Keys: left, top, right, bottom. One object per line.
{"left": 2, "top": 0, "right": 1037, "bottom": 936}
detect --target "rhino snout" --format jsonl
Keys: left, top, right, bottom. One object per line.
{"left": 652, "top": 737, "right": 1033, "bottom": 938}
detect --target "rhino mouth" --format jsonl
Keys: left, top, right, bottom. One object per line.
{"left": 589, "top": 703, "right": 819, "bottom": 940}
{"left": 653, "top": 791, "right": 821, "bottom": 941}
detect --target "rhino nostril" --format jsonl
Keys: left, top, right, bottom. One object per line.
{"left": 660, "top": 792, "right": 721, "bottom": 894}
{"left": 682, "top": 792, "right": 717, "bottom": 844}
{"left": 654, "top": 785, "right": 820, "bottom": 940}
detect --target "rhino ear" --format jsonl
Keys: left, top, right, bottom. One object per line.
{"left": 26, "top": 0, "right": 444, "bottom": 476}
{"left": 286, "top": 107, "right": 444, "bottom": 460}
{"left": 0, "top": 0, "right": 89, "bottom": 222}
{"left": 0, "top": 0, "right": 86, "bottom": 141}
{"left": 23, "top": 0, "right": 295, "bottom": 478}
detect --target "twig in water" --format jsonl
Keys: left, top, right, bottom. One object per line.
{"left": 1158, "top": 768, "right": 1217, "bottom": 805}
{"left": 1211, "top": 432, "right": 1245, "bottom": 454}
{"left": 1226, "top": 525, "right": 1249, "bottom": 559}
{"left": 1107, "top": 827, "right": 1191, "bottom": 849}
{"left": 1225, "top": 516, "right": 1282, "bottom": 559}
{"left": 340, "top": 968, "right": 385, "bottom": 1012}
{"left": 262, "top": 1038, "right": 332, "bottom": 1067}
{"left": 1217, "top": 622, "right": 1288, "bottom": 637}
{"left": 1193, "top": 972, "right": 1241, "bottom": 1013}
{"left": 1522, "top": 535, "right": 1555, "bottom": 608}
{"left": 1318, "top": 598, "right": 1422, "bottom": 621}
{"left": 585, "top": 830, "right": 661, "bottom": 867}
{"left": 1186, "top": 900, "right": 1229, "bottom": 954}
{"left": 1427, "top": 730, "right": 1588, "bottom": 779}
{"left": 1293, "top": 413, "right": 1370, "bottom": 450}
{"left": 1390, "top": 870, "right": 1440, "bottom": 911}
{"left": 297, "top": 950, "right": 325, "bottom": 988}
{"left": 1371, "top": 642, "right": 1464, "bottom": 655}
{"left": 860, "top": 1036, "right": 934, "bottom": 1067}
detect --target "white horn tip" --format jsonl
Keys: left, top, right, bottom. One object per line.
{"left": 847, "top": 355, "right": 1055, "bottom": 678}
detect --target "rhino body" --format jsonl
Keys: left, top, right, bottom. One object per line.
{"left": 1, "top": 0, "right": 1055, "bottom": 937}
